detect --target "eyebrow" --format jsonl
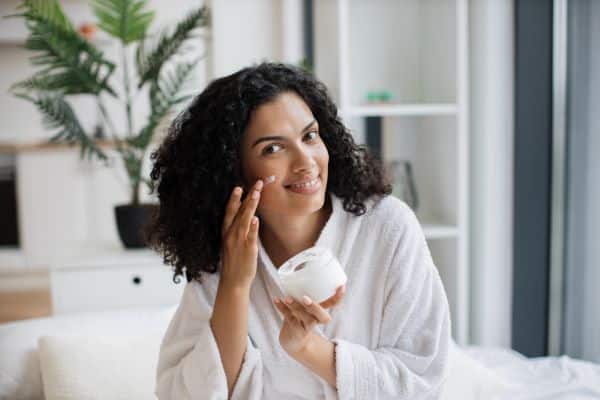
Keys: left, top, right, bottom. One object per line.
{"left": 251, "top": 119, "right": 317, "bottom": 148}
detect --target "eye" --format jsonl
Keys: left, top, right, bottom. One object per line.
{"left": 262, "top": 143, "right": 282, "bottom": 155}
{"left": 305, "top": 130, "right": 319, "bottom": 141}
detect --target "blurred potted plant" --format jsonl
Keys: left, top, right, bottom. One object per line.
{"left": 10, "top": 0, "right": 209, "bottom": 247}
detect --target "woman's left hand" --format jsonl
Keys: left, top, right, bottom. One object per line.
{"left": 273, "top": 285, "right": 345, "bottom": 357}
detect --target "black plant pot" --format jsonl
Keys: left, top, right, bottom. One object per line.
{"left": 114, "top": 204, "right": 158, "bottom": 248}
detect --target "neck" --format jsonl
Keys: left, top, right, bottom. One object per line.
{"left": 259, "top": 195, "right": 332, "bottom": 268}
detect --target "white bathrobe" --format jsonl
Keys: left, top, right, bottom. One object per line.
{"left": 155, "top": 194, "right": 451, "bottom": 399}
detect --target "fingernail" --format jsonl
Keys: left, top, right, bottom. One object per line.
{"left": 256, "top": 180, "right": 264, "bottom": 190}
{"left": 234, "top": 187, "right": 242, "bottom": 195}
{"left": 284, "top": 297, "right": 293, "bottom": 305}
{"left": 264, "top": 175, "right": 276, "bottom": 185}
{"left": 302, "top": 296, "right": 312, "bottom": 305}
{"left": 273, "top": 298, "right": 280, "bottom": 304}
{"left": 252, "top": 190, "right": 260, "bottom": 199}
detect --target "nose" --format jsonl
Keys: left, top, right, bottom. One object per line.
{"left": 291, "top": 146, "right": 317, "bottom": 175}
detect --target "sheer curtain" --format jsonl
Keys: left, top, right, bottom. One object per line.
{"left": 560, "top": 0, "right": 600, "bottom": 362}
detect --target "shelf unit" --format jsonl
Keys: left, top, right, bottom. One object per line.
{"left": 344, "top": 104, "right": 458, "bottom": 117}
{"left": 314, "top": 0, "right": 469, "bottom": 345}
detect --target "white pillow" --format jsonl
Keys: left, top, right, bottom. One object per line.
{"left": 0, "top": 306, "right": 175, "bottom": 400}
{"left": 441, "top": 339, "right": 515, "bottom": 400}
{"left": 38, "top": 333, "right": 163, "bottom": 400}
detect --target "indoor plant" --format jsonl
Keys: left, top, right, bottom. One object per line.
{"left": 10, "top": 0, "right": 209, "bottom": 247}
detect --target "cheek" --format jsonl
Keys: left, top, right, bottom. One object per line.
{"left": 242, "top": 157, "right": 274, "bottom": 187}
{"left": 248, "top": 162, "right": 284, "bottom": 190}
{"left": 316, "top": 145, "right": 329, "bottom": 170}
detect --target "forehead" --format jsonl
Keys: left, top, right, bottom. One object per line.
{"left": 243, "top": 91, "right": 315, "bottom": 140}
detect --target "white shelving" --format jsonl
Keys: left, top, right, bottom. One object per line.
{"left": 342, "top": 104, "right": 458, "bottom": 117}
{"left": 422, "top": 224, "right": 459, "bottom": 240}
{"left": 315, "top": 0, "right": 470, "bottom": 345}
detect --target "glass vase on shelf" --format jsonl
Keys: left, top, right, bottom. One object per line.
{"left": 385, "top": 160, "right": 419, "bottom": 212}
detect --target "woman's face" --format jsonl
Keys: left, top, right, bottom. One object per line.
{"left": 240, "top": 91, "right": 329, "bottom": 218}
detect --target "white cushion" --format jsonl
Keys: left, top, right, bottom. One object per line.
{"left": 38, "top": 334, "right": 163, "bottom": 400}
{"left": 0, "top": 306, "right": 175, "bottom": 400}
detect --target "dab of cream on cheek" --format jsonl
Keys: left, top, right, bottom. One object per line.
{"left": 263, "top": 175, "right": 276, "bottom": 185}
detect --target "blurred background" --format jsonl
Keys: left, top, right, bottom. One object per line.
{"left": 0, "top": 0, "right": 597, "bottom": 364}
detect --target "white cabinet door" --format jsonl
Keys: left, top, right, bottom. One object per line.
{"left": 51, "top": 264, "right": 184, "bottom": 314}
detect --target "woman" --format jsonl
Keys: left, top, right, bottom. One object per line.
{"left": 145, "top": 62, "right": 450, "bottom": 399}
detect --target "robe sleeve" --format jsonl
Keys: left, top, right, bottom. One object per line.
{"left": 155, "top": 280, "right": 264, "bottom": 400}
{"left": 331, "top": 204, "right": 451, "bottom": 399}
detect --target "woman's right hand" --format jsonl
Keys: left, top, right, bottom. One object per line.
{"left": 219, "top": 179, "right": 264, "bottom": 290}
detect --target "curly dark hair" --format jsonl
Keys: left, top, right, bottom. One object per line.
{"left": 144, "top": 62, "right": 392, "bottom": 283}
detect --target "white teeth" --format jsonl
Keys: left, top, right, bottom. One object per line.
{"left": 290, "top": 177, "right": 318, "bottom": 189}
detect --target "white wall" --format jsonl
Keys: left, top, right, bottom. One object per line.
{"left": 579, "top": 1, "right": 600, "bottom": 359}
{"left": 469, "top": 0, "right": 514, "bottom": 348}
{"left": 579, "top": 0, "right": 600, "bottom": 363}
{"left": 564, "top": 0, "right": 600, "bottom": 363}
{"left": 208, "top": 0, "right": 304, "bottom": 77}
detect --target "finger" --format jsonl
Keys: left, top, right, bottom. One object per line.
{"left": 274, "top": 298, "right": 294, "bottom": 320}
{"left": 247, "top": 216, "right": 259, "bottom": 244}
{"left": 285, "top": 298, "right": 321, "bottom": 326}
{"left": 286, "top": 302, "right": 316, "bottom": 329}
{"left": 222, "top": 186, "right": 243, "bottom": 236}
{"left": 235, "top": 180, "right": 264, "bottom": 238}
{"left": 275, "top": 300, "right": 304, "bottom": 331}
{"left": 299, "top": 296, "right": 332, "bottom": 324}
{"left": 319, "top": 285, "right": 346, "bottom": 309}
{"left": 230, "top": 180, "right": 261, "bottom": 228}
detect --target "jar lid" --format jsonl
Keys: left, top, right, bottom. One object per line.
{"left": 278, "top": 246, "right": 334, "bottom": 279}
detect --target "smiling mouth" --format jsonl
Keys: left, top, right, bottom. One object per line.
{"left": 284, "top": 176, "right": 322, "bottom": 195}
{"left": 284, "top": 176, "right": 320, "bottom": 189}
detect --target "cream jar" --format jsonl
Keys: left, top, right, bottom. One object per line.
{"left": 278, "top": 246, "right": 347, "bottom": 303}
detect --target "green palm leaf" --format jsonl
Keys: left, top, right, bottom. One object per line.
{"left": 128, "top": 58, "right": 199, "bottom": 149}
{"left": 16, "top": 0, "right": 73, "bottom": 31}
{"left": 92, "top": 0, "right": 154, "bottom": 45}
{"left": 122, "top": 148, "right": 144, "bottom": 187}
{"left": 17, "top": 93, "right": 108, "bottom": 161}
{"left": 135, "top": 6, "right": 208, "bottom": 88}
{"left": 12, "top": 0, "right": 116, "bottom": 96}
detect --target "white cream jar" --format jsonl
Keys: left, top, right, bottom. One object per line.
{"left": 278, "top": 246, "right": 347, "bottom": 303}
